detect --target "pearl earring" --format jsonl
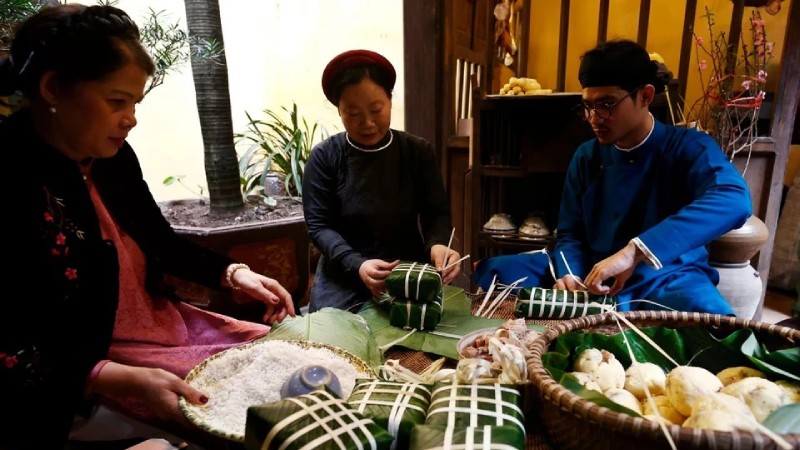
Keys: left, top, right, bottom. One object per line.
{"left": 48, "top": 106, "right": 57, "bottom": 114}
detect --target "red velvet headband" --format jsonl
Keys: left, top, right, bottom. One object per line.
{"left": 321, "top": 49, "right": 396, "bottom": 105}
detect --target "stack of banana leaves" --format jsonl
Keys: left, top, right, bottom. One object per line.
{"left": 266, "top": 285, "right": 543, "bottom": 363}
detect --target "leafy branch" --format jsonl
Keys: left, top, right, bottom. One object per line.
{"left": 137, "top": 7, "right": 223, "bottom": 95}
{"left": 681, "top": 7, "right": 773, "bottom": 174}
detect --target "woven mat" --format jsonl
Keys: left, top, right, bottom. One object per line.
{"left": 384, "top": 293, "right": 558, "bottom": 450}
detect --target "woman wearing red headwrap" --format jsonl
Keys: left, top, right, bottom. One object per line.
{"left": 303, "top": 49, "right": 461, "bottom": 312}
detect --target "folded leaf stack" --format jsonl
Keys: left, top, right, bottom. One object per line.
{"left": 348, "top": 379, "right": 433, "bottom": 450}
{"left": 413, "top": 382, "right": 526, "bottom": 449}
{"left": 385, "top": 261, "right": 445, "bottom": 331}
{"left": 244, "top": 387, "right": 394, "bottom": 450}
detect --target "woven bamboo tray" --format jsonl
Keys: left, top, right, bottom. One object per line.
{"left": 527, "top": 311, "right": 800, "bottom": 450}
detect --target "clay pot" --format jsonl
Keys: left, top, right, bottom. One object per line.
{"left": 708, "top": 215, "right": 769, "bottom": 264}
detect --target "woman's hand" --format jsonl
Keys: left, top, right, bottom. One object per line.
{"left": 359, "top": 259, "right": 399, "bottom": 298}
{"left": 430, "top": 244, "right": 461, "bottom": 285}
{"left": 231, "top": 268, "right": 296, "bottom": 323}
{"left": 92, "top": 362, "right": 208, "bottom": 427}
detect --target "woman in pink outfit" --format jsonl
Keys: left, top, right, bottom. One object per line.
{"left": 0, "top": 4, "right": 295, "bottom": 449}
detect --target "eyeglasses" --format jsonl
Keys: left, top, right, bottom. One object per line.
{"left": 577, "top": 87, "right": 641, "bottom": 121}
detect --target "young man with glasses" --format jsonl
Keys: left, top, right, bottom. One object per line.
{"left": 475, "top": 40, "right": 752, "bottom": 315}
{"left": 552, "top": 39, "right": 752, "bottom": 314}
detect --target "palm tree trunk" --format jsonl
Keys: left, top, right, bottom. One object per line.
{"left": 183, "top": 0, "right": 243, "bottom": 213}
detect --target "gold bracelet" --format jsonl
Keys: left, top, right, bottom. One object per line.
{"left": 225, "top": 263, "right": 250, "bottom": 290}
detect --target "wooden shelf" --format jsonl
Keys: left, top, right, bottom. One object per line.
{"left": 473, "top": 231, "right": 553, "bottom": 260}
{"left": 478, "top": 231, "right": 552, "bottom": 251}
{"left": 468, "top": 90, "right": 592, "bottom": 274}
{"left": 479, "top": 166, "right": 526, "bottom": 177}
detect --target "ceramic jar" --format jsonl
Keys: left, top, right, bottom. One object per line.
{"left": 713, "top": 262, "right": 762, "bottom": 319}
{"left": 708, "top": 215, "right": 769, "bottom": 264}
{"left": 708, "top": 215, "right": 769, "bottom": 320}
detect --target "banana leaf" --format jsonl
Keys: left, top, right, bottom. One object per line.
{"left": 516, "top": 287, "right": 617, "bottom": 319}
{"left": 426, "top": 383, "right": 526, "bottom": 434}
{"left": 409, "top": 425, "right": 525, "bottom": 450}
{"left": 541, "top": 326, "right": 800, "bottom": 431}
{"left": 358, "top": 286, "right": 545, "bottom": 360}
{"left": 386, "top": 261, "right": 442, "bottom": 302}
{"left": 244, "top": 387, "right": 393, "bottom": 450}
{"left": 264, "top": 307, "right": 384, "bottom": 370}
{"left": 347, "top": 379, "right": 432, "bottom": 450}
{"left": 389, "top": 293, "right": 443, "bottom": 331}
{"left": 761, "top": 403, "right": 800, "bottom": 434}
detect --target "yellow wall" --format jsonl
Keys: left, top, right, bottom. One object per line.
{"left": 524, "top": 0, "right": 791, "bottom": 108}
{"left": 788, "top": 145, "right": 800, "bottom": 186}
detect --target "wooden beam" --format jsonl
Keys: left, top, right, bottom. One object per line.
{"left": 468, "top": 74, "right": 485, "bottom": 275}
{"left": 557, "top": 0, "right": 571, "bottom": 92}
{"left": 725, "top": 0, "right": 745, "bottom": 75}
{"left": 678, "top": 0, "right": 698, "bottom": 101}
{"left": 637, "top": 0, "right": 651, "bottom": 48}
{"left": 597, "top": 0, "right": 609, "bottom": 44}
{"left": 517, "top": 0, "right": 531, "bottom": 76}
{"left": 754, "top": 0, "right": 800, "bottom": 319}
{"left": 403, "top": 0, "right": 443, "bottom": 164}
{"left": 484, "top": 0, "right": 496, "bottom": 93}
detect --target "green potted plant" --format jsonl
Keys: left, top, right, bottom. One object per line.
{"left": 162, "top": 102, "right": 331, "bottom": 312}
{"left": 236, "top": 102, "right": 330, "bottom": 203}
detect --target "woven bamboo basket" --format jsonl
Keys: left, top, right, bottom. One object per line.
{"left": 527, "top": 311, "right": 800, "bottom": 450}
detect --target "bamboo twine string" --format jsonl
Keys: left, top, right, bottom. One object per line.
{"left": 475, "top": 275, "right": 498, "bottom": 317}
{"left": 559, "top": 251, "right": 589, "bottom": 290}
{"left": 443, "top": 228, "right": 455, "bottom": 269}
{"left": 484, "top": 277, "right": 526, "bottom": 318}
{"left": 441, "top": 254, "right": 470, "bottom": 272}
{"left": 610, "top": 314, "right": 678, "bottom": 450}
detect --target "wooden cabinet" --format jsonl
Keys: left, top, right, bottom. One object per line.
{"left": 467, "top": 91, "right": 594, "bottom": 268}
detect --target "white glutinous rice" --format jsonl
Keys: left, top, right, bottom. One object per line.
{"left": 183, "top": 340, "right": 366, "bottom": 439}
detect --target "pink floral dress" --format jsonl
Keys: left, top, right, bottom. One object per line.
{"left": 84, "top": 168, "right": 268, "bottom": 420}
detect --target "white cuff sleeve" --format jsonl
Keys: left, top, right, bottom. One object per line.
{"left": 631, "top": 237, "right": 662, "bottom": 270}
